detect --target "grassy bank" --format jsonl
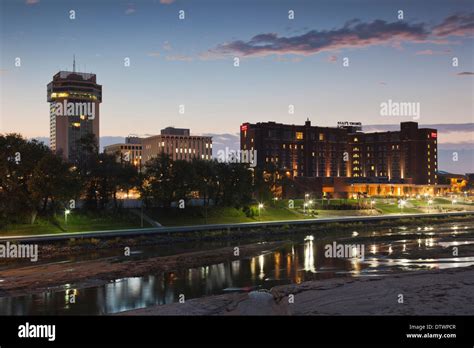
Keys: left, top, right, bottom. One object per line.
{"left": 1, "top": 196, "right": 472, "bottom": 237}
{"left": 0, "top": 211, "right": 150, "bottom": 237}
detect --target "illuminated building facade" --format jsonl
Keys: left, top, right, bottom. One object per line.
{"left": 347, "top": 122, "right": 438, "bottom": 185}
{"left": 241, "top": 120, "right": 439, "bottom": 196}
{"left": 141, "top": 127, "right": 212, "bottom": 163}
{"left": 104, "top": 137, "right": 143, "bottom": 169}
{"left": 240, "top": 119, "right": 348, "bottom": 178}
{"left": 47, "top": 69, "right": 102, "bottom": 163}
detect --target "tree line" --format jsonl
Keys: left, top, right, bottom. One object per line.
{"left": 1, "top": 133, "right": 285, "bottom": 225}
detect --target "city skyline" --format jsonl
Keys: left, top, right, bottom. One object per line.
{"left": 1, "top": 0, "right": 473, "bottom": 140}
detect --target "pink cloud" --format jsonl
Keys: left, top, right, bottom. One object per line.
{"left": 160, "top": 0, "right": 175, "bottom": 4}
{"left": 432, "top": 13, "right": 474, "bottom": 37}
{"left": 166, "top": 55, "right": 193, "bottom": 62}
{"left": 415, "top": 48, "right": 452, "bottom": 55}
{"left": 208, "top": 14, "right": 473, "bottom": 59}
{"left": 25, "top": 0, "right": 39, "bottom": 4}
{"left": 210, "top": 19, "right": 429, "bottom": 58}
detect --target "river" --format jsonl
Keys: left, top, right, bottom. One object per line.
{"left": 1, "top": 220, "right": 473, "bottom": 315}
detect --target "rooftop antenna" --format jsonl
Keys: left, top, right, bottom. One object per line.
{"left": 73, "top": 54, "right": 76, "bottom": 72}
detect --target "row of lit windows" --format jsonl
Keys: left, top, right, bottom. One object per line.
{"left": 283, "top": 144, "right": 304, "bottom": 150}
{"left": 175, "top": 148, "right": 198, "bottom": 154}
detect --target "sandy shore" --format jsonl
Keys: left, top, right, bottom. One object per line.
{"left": 0, "top": 241, "right": 288, "bottom": 297}
{"left": 120, "top": 266, "right": 474, "bottom": 315}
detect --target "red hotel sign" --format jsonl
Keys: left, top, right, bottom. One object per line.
{"left": 241, "top": 124, "right": 248, "bottom": 132}
{"left": 431, "top": 132, "right": 437, "bottom": 138}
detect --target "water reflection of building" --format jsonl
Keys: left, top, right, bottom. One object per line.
{"left": 304, "top": 239, "right": 316, "bottom": 273}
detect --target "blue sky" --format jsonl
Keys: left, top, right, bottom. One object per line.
{"left": 1, "top": 0, "right": 473, "bottom": 139}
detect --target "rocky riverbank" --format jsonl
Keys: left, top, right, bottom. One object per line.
{"left": 0, "top": 241, "right": 289, "bottom": 297}
{"left": 120, "top": 266, "right": 474, "bottom": 315}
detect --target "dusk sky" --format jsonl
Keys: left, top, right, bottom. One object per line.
{"left": 1, "top": 0, "right": 473, "bottom": 142}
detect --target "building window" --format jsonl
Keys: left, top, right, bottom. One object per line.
{"left": 319, "top": 133, "right": 324, "bottom": 141}
{"left": 296, "top": 132, "right": 303, "bottom": 140}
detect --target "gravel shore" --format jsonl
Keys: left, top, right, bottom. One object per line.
{"left": 120, "top": 266, "right": 474, "bottom": 315}
{"left": 0, "top": 241, "right": 289, "bottom": 297}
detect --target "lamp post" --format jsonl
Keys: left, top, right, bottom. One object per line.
{"left": 303, "top": 202, "right": 308, "bottom": 213}
{"left": 370, "top": 200, "right": 375, "bottom": 210}
{"left": 399, "top": 199, "right": 406, "bottom": 213}
{"left": 258, "top": 203, "right": 264, "bottom": 218}
{"left": 64, "top": 209, "right": 71, "bottom": 225}
{"left": 428, "top": 199, "right": 433, "bottom": 213}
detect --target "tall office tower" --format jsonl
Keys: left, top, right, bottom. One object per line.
{"left": 47, "top": 63, "right": 102, "bottom": 163}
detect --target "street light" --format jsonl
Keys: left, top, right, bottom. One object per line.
{"left": 428, "top": 199, "right": 433, "bottom": 213}
{"left": 370, "top": 200, "right": 376, "bottom": 209}
{"left": 64, "top": 209, "right": 71, "bottom": 225}
{"left": 258, "top": 203, "right": 264, "bottom": 217}
{"left": 399, "top": 199, "right": 406, "bottom": 212}
{"left": 303, "top": 202, "right": 308, "bottom": 213}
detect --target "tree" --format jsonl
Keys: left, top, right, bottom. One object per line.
{"left": 29, "top": 151, "right": 81, "bottom": 214}
{"left": 0, "top": 133, "right": 80, "bottom": 224}
{"left": 83, "top": 153, "right": 139, "bottom": 210}
{"left": 141, "top": 154, "right": 176, "bottom": 208}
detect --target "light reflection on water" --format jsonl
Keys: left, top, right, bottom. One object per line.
{"left": 0, "top": 223, "right": 473, "bottom": 315}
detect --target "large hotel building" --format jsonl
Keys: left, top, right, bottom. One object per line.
{"left": 47, "top": 69, "right": 102, "bottom": 163}
{"left": 241, "top": 120, "right": 441, "bottom": 197}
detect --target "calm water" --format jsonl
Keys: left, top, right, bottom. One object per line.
{"left": 1, "top": 222, "right": 473, "bottom": 315}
